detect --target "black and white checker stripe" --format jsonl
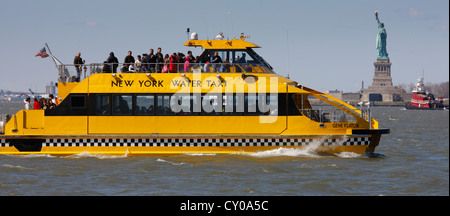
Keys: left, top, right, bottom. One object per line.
{"left": 39, "top": 137, "right": 370, "bottom": 147}
{"left": 0, "top": 138, "right": 9, "bottom": 147}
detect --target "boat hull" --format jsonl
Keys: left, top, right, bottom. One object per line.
{"left": 405, "top": 102, "right": 446, "bottom": 110}
{"left": 1, "top": 134, "right": 378, "bottom": 156}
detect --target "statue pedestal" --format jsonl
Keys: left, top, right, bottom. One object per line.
{"left": 361, "top": 58, "right": 404, "bottom": 102}
{"left": 371, "top": 59, "right": 392, "bottom": 87}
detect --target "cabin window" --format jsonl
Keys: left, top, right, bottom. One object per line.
{"left": 70, "top": 95, "right": 86, "bottom": 109}
{"left": 221, "top": 94, "right": 244, "bottom": 115}
{"left": 245, "top": 94, "right": 257, "bottom": 114}
{"left": 96, "top": 95, "right": 111, "bottom": 115}
{"left": 197, "top": 49, "right": 273, "bottom": 73}
{"left": 259, "top": 94, "right": 278, "bottom": 116}
{"left": 203, "top": 50, "right": 250, "bottom": 64}
{"left": 192, "top": 94, "right": 201, "bottom": 114}
{"left": 135, "top": 95, "right": 155, "bottom": 115}
{"left": 112, "top": 94, "right": 132, "bottom": 115}
{"left": 232, "top": 51, "right": 248, "bottom": 64}
{"left": 202, "top": 50, "right": 229, "bottom": 62}
{"left": 90, "top": 93, "right": 281, "bottom": 116}
{"left": 201, "top": 94, "right": 222, "bottom": 115}
{"left": 170, "top": 94, "right": 197, "bottom": 115}
{"left": 157, "top": 95, "right": 174, "bottom": 115}
{"left": 243, "top": 94, "right": 278, "bottom": 115}
{"left": 222, "top": 94, "right": 235, "bottom": 115}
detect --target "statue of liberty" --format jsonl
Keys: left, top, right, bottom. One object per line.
{"left": 375, "top": 11, "right": 389, "bottom": 59}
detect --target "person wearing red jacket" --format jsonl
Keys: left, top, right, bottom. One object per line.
{"left": 169, "top": 53, "right": 178, "bottom": 73}
{"left": 33, "top": 97, "right": 40, "bottom": 110}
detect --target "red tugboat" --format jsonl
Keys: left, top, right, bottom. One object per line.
{"left": 405, "top": 77, "right": 446, "bottom": 110}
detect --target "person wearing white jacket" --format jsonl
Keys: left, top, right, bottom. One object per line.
{"left": 24, "top": 96, "right": 31, "bottom": 110}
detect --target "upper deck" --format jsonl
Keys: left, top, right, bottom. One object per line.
{"left": 57, "top": 34, "right": 274, "bottom": 84}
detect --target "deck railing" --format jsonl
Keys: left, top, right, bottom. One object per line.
{"left": 300, "top": 108, "right": 358, "bottom": 123}
{"left": 57, "top": 63, "right": 274, "bottom": 83}
{"left": 300, "top": 106, "right": 373, "bottom": 128}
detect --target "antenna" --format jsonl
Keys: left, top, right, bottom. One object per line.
{"left": 286, "top": 31, "right": 290, "bottom": 79}
{"left": 186, "top": 28, "right": 190, "bottom": 40}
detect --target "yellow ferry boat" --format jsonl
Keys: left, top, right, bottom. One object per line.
{"left": 0, "top": 33, "right": 389, "bottom": 156}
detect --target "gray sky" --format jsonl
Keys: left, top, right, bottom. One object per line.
{"left": 0, "top": 0, "right": 448, "bottom": 93}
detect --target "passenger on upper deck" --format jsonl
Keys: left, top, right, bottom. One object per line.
{"left": 235, "top": 53, "right": 247, "bottom": 72}
{"left": 38, "top": 97, "right": 46, "bottom": 109}
{"left": 156, "top": 53, "right": 164, "bottom": 73}
{"left": 141, "top": 53, "right": 148, "bottom": 72}
{"left": 184, "top": 56, "right": 190, "bottom": 72}
{"left": 220, "top": 61, "right": 230, "bottom": 72}
{"left": 163, "top": 54, "right": 170, "bottom": 73}
{"left": 33, "top": 98, "right": 40, "bottom": 110}
{"left": 148, "top": 49, "right": 156, "bottom": 73}
{"left": 102, "top": 61, "right": 111, "bottom": 73}
{"left": 135, "top": 55, "right": 141, "bottom": 73}
{"left": 128, "top": 64, "right": 136, "bottom": 72}
{"left": 123, "top": 51, "right": 135, "bottom": 73}
{"left": 169, "top": 53, "right": 178, "bottom": 73}
{"left": 211, "top": 51, "right": 222, "bottom": 72}
{"left": 40, "top": 98, "right": 48, "bottom": 110}
{"left": 73, "top": 52, "right": 84, "bottom": 81}
{"left": 237, "top": 53, "right": 246, "bottom": 63}
{"left": 49, "top": 94, "right": 58, "bottom": 106}
{"left": 107, "top": 52, "right": 119, "bottom": 73}
{"left": 187, "top": 51, "right": 194, "bottom": 63}
{"left": 164, "top": 54, "right": 169, "bottom": 63}
{"left": 48, "top": 98, "right": 56, "bottom": 109}
{"left": 24, "top": 97, "right": 31, "bottom": 110}
{"left": 156, "top": 47, "right": 163, "bottom": 58}
{"left": 198, "top": 54, "right": 210, "bottom": 72}
{"left": 177, "top": 52, "right": 185, "bottom": 72}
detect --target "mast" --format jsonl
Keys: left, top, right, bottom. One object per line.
{"left": 45, "top": 43, "right": 63, "bottom": 68}
{"left": 286, "top": 31, "right": 290, "bottom": 79}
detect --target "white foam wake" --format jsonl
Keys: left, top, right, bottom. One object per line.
{"left": 9, "top": 154, "right": 56, "bottom": 159}
{"left": 334, "top": 152, "right": 362, "bottom": 158}
{"left": 156, "top": 158, "right": 185, "bottom": 166}
{"left": 64, "top": 151, "right": 128, "bottom": 159}
{"left": 247, "top": 137, "right": 331, "bottom": 158}
{"left": 246, "top": 147, "right": 320, "bottom": 158}
{"left": 244, "top": 136, "right": 364, "bottom": 158}
{"left": 1, "top": 164, "right": 34, "bottom": 171}
{"left": 183, "top": 153, "right": 217, "bottom": 156}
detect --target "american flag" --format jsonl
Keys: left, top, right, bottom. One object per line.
{"left": 35, "top": 47, "right": 49, "bottom": 58}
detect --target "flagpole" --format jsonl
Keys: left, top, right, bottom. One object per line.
{"left": 45, "top": 43, "right": 63, "bottom": 68}
{"left": 45, "top": 43, "right": 53, "bottom": 56}
{"left": 45, "top": 43, "right": 67, "bottom": 83}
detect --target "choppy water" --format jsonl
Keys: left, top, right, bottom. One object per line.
{"left": 0, "top": 102, "right": 448, "bottom": 196}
